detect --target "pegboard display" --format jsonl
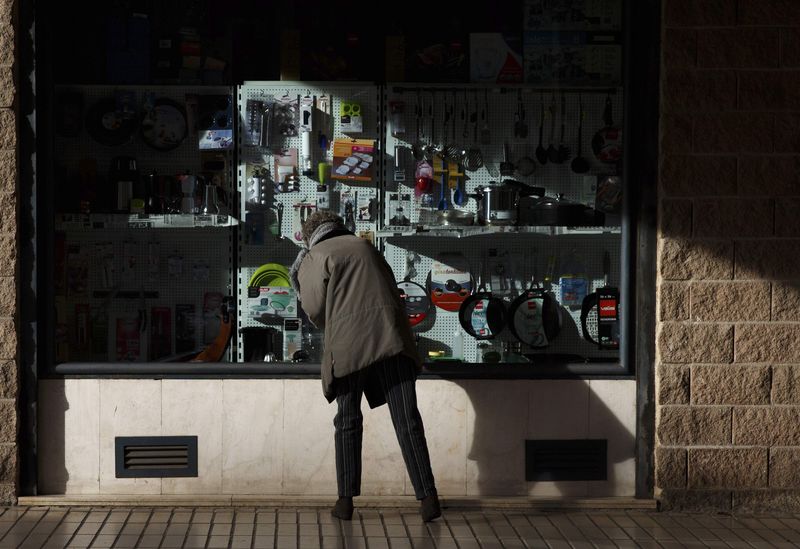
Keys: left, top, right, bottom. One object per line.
{"left": 383, "top": 84, "right": 623, "bottom": 228}
{"left": 236, "top": 82, "right": 382, "bottom": 360}
{"left": 384, "top": 233, "right": 621, "bottom": 362}
{"left": 52, "top": 85, "right": 237, "bottom": 364}
{"left": 55, "top": 229, "right": 232, "bottom": 363}
{"left": 54, "top": 85, "right": 236, "bottom": 200}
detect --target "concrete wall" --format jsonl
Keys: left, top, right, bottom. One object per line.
{"left": 657, "top": 0, "right": 800, "bottom": 511}
{"left": 0, "top": 0, "right": 17, "bottom": 505}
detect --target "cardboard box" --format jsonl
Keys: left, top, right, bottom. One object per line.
{"left": 524, "top": 30, "right": 621, "bottom": 85}
{"left": 331, "top": 139, "right": 376, "bottom": 183}
{"left": 524, "top": 0, "right": 622, "bottom": 31}
{"left": 470, "top": 33, "right": 523, "bottom": 83}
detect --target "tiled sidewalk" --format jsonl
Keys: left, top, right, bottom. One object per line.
{"left": 0, "top": 506, "right": 798, "bottom": 549}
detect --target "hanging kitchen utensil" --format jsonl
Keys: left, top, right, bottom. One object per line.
{"left": 535, "top": 94, "right": 548, "bottom": 165}
{"left": 140, "top": 97, "right": 187, "bottom": 151}
{"left": 571, "top": 94, "right": 591, "bottom": 174}
{"left": 437, "top": 170, "right": 448, "bottom": 210}
{"left": 423, "top": 92, "right": 436, "bottom": 162}
{"left": 397, "top": 252, "right": 432, "bottom": 328}
{"left": 514, "top": 89, "right": 528, "bottom": 139}
{"left": 480, "top": 89, "right": 491, "bottom": 145}
{"left": 500, "top": 143, "right": 516, "bottom": 177}
{"left": 465, "top": 90, "right": 484, "bottom": 172}
{"left": 85, "top": 97, "right": 138, "bottom": 146}
{"left": 458, "top": 255, "right": 507, "bottom": 340}
{"left": 412, "top": 92, "right": 426, "bottom": 162}
{"left": 546, "top": 93, "right": 559, "bottom": 163}
{"left": 592, "top": 94, "right": 623, "bottom": 164}
{"left": 428, "top": 253, "right": 472, "bottom": 312}
{"left": 580, "top": 251, "right": 620, "bottom": 350}
{"left": 556, "top": 92, "right": 571, "bottom": 163}
{"left": 508, "top": 251, "right": 561, "bottom": 348}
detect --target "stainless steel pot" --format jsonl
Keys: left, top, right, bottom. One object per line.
{"left": 472, "top": 180, "right": 544, "bottom": 226}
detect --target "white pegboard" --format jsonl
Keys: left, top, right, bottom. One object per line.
{"left": 236, "top": 82, "right": 383, "bottom": 358}
{"left": 383, "top": 84, "right": 623, "bottom": 227}
{"left": 54, "top": 85, "right": 235, "bottom": 195}
{"left": 54, "top": 85, "right": 237, "bottom": 363}
{"left": 56, "top": 229, "right": 232, "bottom": 362}
{"left": 384, "top": 230, "right": 621, "bottom": 362}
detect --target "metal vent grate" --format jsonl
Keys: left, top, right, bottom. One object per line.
{"left": 525, "top": 439, "right": 607, "bottom": 482}
{"left": 115, "top": 436, "right": 198, "bottom": 478}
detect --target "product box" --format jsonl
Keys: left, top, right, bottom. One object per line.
{"left": 406, "top": 34, "right": 469, "bottom": 83}
{"left": 470, "top": 33, "right": 523, "bottom": 83}
{"left": 331, "top": 139, "right": 376, "bottom": 183}
{"left": 247, "top": 286, "right": 298, "bottom": 319}
{"left": 150, "top": 307, "right": 172, "bottom": 360}
{"left": 175, "top": 304, "right": 196, "bottom": 354}
{"left": 115, "top": 316, "right": 142, "bottom": 362}
{"left": 524, "top": 30, "right": 622, "bottom": 85}
{"left": 524, "top": 0, "right": 622, "bottom": 31}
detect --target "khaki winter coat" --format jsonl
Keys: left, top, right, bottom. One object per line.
{"left": 296, "top": 234, "right": 421, "bottom": 403}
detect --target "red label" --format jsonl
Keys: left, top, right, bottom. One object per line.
{"left": 599, "top": 299, "right": 617, "bottom": 318}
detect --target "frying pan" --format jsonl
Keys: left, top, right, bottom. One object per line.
{"left": 85, "top": 97, "right": 137, "bottom": 146}
{"left": 580, "top": 251, "right": 620, "bottom": 349}
{"left": 428, "top": 253, "right": 472, "bottom": 312}
{"left": 458, "top": 257, "right": 506, "bottom": 340}
{"left": 141, "top": 97, "right": 188, "bottom": 151}
{"left": 508, "top": 253, "right": 561, "bottom": 348}
{"left": 396, "top": 252, "right": 431, "bottom": 327}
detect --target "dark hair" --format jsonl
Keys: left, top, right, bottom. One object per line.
{"left": 301, "top": 210, "right": 344, "bottom": 245}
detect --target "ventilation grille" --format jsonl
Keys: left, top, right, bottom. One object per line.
{"left": 115, "top": 436, "right": 198, "bottom": 478}
{"left": 525, "top": 439, "right": 607, "bottom": 481}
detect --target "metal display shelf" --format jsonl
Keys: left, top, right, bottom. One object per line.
{"left": 55, "top": 213, "right": 239, "bottom": 230}
{"left": 377, "top": 225, "right": 622, "bottom": 238}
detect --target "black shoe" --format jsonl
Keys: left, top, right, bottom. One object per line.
{"left": 419, "top": 492, "right": 441, "bottom": 522}
{"left": 331, "top": 497, "right": 354, "bottom": 520}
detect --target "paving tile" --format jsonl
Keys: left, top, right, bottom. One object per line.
{"left": 159, "top": 536, "right": 186, "bottom": 548}
{"left": 231, "top": 534, "right": 255, "bottom": 548}
{"left": 136, "top": 534, "right": 163, "bottom": 548}
{"left": 210, "top": 523, "right": 232, "bottom": 537}
{"left": 66, "top": 534, "right": 96, "bottom": 547}
{"left": 126, "top": 511, "right": 151, "bottom": 524}
{"left": 276, "top": 522, "right": 297, "bottom": 536}
{"left": 299, "top": 535, "right": 322, "bottom": 549}
{"left": 277, "top": 511, "right": 297, "bottom": 523}
{"left": 409, "top": 538, "right": 435, "bottom": 549}
{"left": 208, "top": 535, "right": 232, "bottom": 548}
{"left": 277, "top": 535, "right": 298, "bottom": 549}
{"left": 109, "top": 534, "right": 139, "bottom": 548}
{"left": 192, "top": 511, "right": 214, "bottom": 523}
{"left": 321, "top": 537, "right": 345, "bottom": 549}
{"left": 387, "top": 539, "right": 412, "bottom": 549}
{"left": 182, "top": 535, "right": 209, "bottom": 548}
{"left": 589, "top": 541, "right": 615, "bottom": 549}
{"left": 236, "top": 511, "right": 256, "bottom": 524}
{"left": 19, "top": 534, "right": 51, "bottom": 549}
{"left": 88, "top": 534, "right": 119, "bottom": 548}
{"left": 342, "top": 537, "right": 366, "bottom": 549}
{"left": 171, "top": 511, "right": 193, "bottom": 523}
{"left": 254, "top": 536, "right": 277, "bottom": 549}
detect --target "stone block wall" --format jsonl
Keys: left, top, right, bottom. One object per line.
{"left": 658, "top": 0, "right": 800, "bottom": 511}
{"left": 0, "top": 0, "right": 15, "bottom": 504}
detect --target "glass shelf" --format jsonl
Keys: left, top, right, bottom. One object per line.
{"left": 376, "top": 225, "right": 622, "bottom": 238}
{"left": 55, "top": 213, "right": 239, "bottom": 230}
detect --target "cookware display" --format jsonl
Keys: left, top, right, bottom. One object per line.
{"left": 85, "top": 97, "right": 138, "bottom": 146}
{"left": 396, "top": 252, "right": 431, "bottom": 327}
{"left": 458, "top": 258, "right": 507, "bottom": 340}
{"left": 428, "top": 254, "right": 472, "bottom": 312}
{"left": 517, "top": 193, "right": 604, "bottom": 226}
{"left": 141, "top": 97, "right": 188, "bottom": 151}
{"left": 580, "top": 251, "right": 620, "bottom": 350}
{"left": 508, "top": 253, "right": 561, "bottom": 348}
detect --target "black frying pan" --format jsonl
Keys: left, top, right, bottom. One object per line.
{"left": 508, "top": 252, "right": 561, "bottom": 348}
{"left": 458, "top": 258, "right": 506, "bottom": 340}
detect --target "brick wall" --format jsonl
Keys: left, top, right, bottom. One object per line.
{"left": 658, "top": 0, "right": 800, "bottom": 512}
{"left": 0, "top": 0, "right": 15, "bottom": 504}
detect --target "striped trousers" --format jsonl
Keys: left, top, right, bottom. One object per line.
{"left": 333, "top": 354, "right": 437, "bottom": 500}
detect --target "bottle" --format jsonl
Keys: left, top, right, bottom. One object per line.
{"left": 110, "top": 156, "right": 138, "bottom": 213}
{"left": 451, "top": 328, "right": 464, "bottom": 361}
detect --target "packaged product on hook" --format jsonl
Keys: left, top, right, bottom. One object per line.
{"left": 558, "top": 250, "right": 588, "bottom": 309}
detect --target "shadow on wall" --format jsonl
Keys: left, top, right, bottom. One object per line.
{"left": 452, "top": 379, "right": 634, "bottom": 497}
{"left": 37, "top": 380, "right": 70, "bottom": 494}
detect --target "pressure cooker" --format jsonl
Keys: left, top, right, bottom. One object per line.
{"left": 517, "top": 193, "right": 604, "bottom": 226}
{"left": 472, "top": 180, "right": 544, "bottom": 226}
